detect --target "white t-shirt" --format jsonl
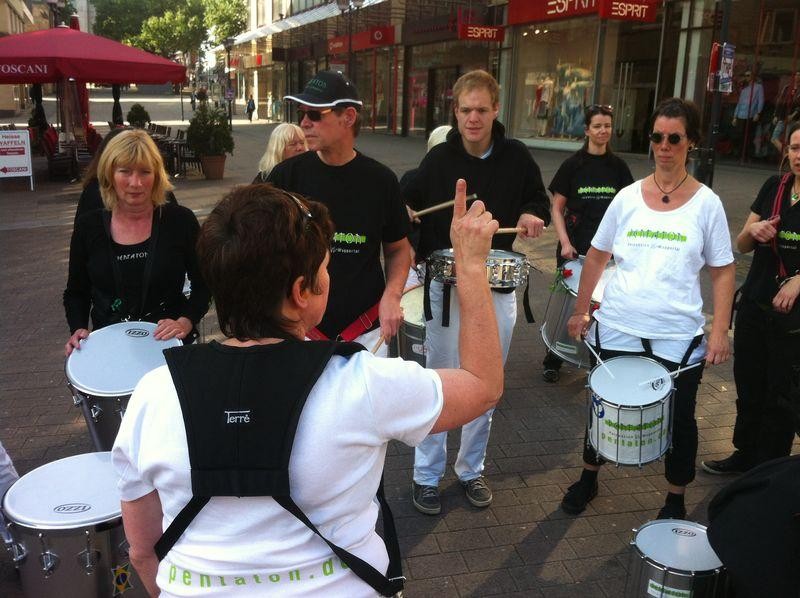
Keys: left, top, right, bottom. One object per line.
{"left": 113, "top": 350, "right": 443, "bottom": 597}
{"left": 590, "top": 181, "right": 733, "bottom": 354}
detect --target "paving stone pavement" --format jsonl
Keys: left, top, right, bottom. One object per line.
{"left": 1, "top": 91, "right": 796, "bottom": 597}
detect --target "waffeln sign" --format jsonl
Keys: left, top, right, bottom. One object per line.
{"left": 0, "top": 130, "right": 33, "bottom": 190}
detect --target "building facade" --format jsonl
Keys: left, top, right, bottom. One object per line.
{"left": 0, "top": 0, "right": 35, "bottom": 116}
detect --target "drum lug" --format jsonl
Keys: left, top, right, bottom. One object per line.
{"left": 38, "top": 533, "right": 59, "bottom": 577}
{"left": 117, "top": 537, "right": 131, "bottom": 559}
{"left": 67, "top": 383, "right": 83, "bottom": 406}
{"left": 90, "top": 404, "right": 103, "bottom": 422}
{"left": 4, "top": 529, "right": 26, "bottom": 567}
{"left": 77, "top": 531, "right": 100, "bottom": 575}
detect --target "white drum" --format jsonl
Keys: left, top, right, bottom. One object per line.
{"left": 65, "top": 322, "right": 181, "bottom": 451}
{"left": 2, "top": 452, "right": 146, "bottom": 598}
{"left": 540, "top": 257, "right": 616, "bottom": 367}
{"left": 587, "top": 356, "right": 674, "bottom": 466}
{"left": 427, "top": 248, "right": 530, "bottom": 289}
{"left": 398, "top": 286, "right": 425, "bottom": 367}
{"left": 625, "top": 520, "right": 728, "bottom": 597}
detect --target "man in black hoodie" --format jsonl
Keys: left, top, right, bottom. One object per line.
{"left": 403, "top": 70, "right": 550, "bottom": 515}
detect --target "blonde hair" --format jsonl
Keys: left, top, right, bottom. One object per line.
{"left": 97, "top": 129, "right": 172, "bottom": 210}
{"left": 257, "top": 123, "right": 307, "bottom": 177}
{"left": 452, "top": 70, "right": 500, "bottom": 108}
{"left": 427, "top": 125, "right": 451, "bottom": 153}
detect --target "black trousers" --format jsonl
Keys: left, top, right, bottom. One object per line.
{"left": 732, "top": 299, "right": 799, "bottom": 464}
{"left": 582, "top": 346, "right": 705, "bottom": 487}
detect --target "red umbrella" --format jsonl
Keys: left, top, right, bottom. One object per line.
{"left": 0, "top": 25, "right": 186, "bottom": 85}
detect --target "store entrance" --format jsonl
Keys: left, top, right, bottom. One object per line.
{"left": 427, "top": 66, "right": 459, "bottom": 136}
{"left": 610, "top": 61, "right": 656, "bottom": 153}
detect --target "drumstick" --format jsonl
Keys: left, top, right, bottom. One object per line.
{"left": 637, "top": 361, "right": 703, "bottom": 386}
{"left": 412, "top": 193, "right": 478, "bottom": 218}
{"left": 371, "top": 335, "right": 385, "bottom": 354}
{"left": 583, "top": 339, "right": 615, "bottom": 379}
{"left": 495, "top": 227, "right": 526, "bottom": 235}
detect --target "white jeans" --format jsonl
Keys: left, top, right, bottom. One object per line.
{"left": 413, "top": 280, "right": 516, "bottom": 486}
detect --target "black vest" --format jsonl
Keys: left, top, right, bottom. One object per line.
{"left": 155, "top": 340, "right": 404, "bottom": 596}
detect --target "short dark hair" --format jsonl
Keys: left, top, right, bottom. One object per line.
{"left": 786, "top": 121, "right": 800, "bottom": 147}
{"left": 649, "top": 97, "right": 702, "bottom": 144}
{"left": 197, "top": 184, "right": 334, "bottom": 341}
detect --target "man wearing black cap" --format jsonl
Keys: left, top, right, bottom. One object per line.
{"left": 267, "top": 71, "right": 411, "bottom": 353}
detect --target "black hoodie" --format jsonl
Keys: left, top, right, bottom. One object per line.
{"left": 402, "top": 121, "right": 551, "bottom": 260}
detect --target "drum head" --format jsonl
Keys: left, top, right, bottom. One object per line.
{"left": 589, "top": 356, "right": 673, "bottom": 406}
{"left": 488, "top": 249, "right": 526, "bottom": 261}
{"left": 65, "top": 322, "right": 181, "bottom": 397}
{"left": 561, "top": 258, "right": 616, "bottom": 301}
{"left": 562, "top": 259, "right": 584, "bottom": 294}
{"left": 2, "top": 452, "right": 121, "bottom": 528}
{"left": 401, "top": 286, "right": 425, "bottom": 327}
{"left": 634, "top": 520, "right": 723, "bottom": 573}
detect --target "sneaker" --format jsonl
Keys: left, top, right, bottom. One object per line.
{"left": 701, "top": 451, "right": 751, "bottom": 475}
{"left": 411, "top": 482, "right": 441, "bottom": 515}
{"left": 542, "top": 368, "right": 560, "bottom": 383}
{"left": 560, "top": 479, "right": 598, "bottom": 514}
{"left": 461, "top": 476, "right": 493, "bottom": 507}
{"left": 656, "top": 502, "right": 687, "bottom": 520}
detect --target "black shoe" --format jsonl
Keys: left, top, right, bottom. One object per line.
{"left": 561, "top": 479, "right": 598, "bottom": 514}
{"left": 701, "top": 451, "right": 751, "bottom": 475}
{"left": 460, "top": 476, "right": 492, "bottom": 508}
{"left": 412, "top": 482, "right": 441, "bottom": 515}
{"left": 542, "top": 368, "right": 560, "bottom": 383}
{"left": 656, "top": 502, "right": 687, "bottom": 520}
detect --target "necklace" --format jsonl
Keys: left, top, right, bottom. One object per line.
{"left": 653, "top": 172, "right": 690, "bottom": 203}
{"left": 792, "top": 182, "right": 800, "bottom": 204}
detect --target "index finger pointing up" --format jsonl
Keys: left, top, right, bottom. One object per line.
{"left": 452, "top": 178, "right": 468, "bottom": 221}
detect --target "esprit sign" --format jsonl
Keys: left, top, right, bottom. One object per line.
{"left": 508, "top": 0, "right": 598, "bottom": 24}
{"left": 457, "top": 24, "right": 505, "bottom": 42}
{"left": 599, "top": 0, "right": 659, "bottom": 22}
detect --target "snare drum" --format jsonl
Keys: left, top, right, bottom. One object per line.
{"left": 2, "top": 452, "right": 146, "bottom": 598}
{"left": 65, "top": 322, "right": 181, "bottom": 451}
{"left": 587, "top": 356, "right": 674, "bottom": 466}
{"left": 427, "top": 248, "right": 529, "bottom": 289}
{"left": 540, "top": 257, "right": 616, "bottom": 367}
{"left": 625, "top": 520, "right": 728, "bottom": 597}
{"left": 398, "top": 286, "right": 426, "bottom": 366}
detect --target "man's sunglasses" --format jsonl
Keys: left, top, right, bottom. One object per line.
{"left": 297, "top": 108, "right": 333, "bottom": 123}
{"left": 649, "top": 132, "right": 687, "bottom": 145}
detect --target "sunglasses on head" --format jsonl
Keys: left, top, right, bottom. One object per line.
{"left": 649, "top": 132, "right": 687, "bottom": 145}
{"left": 297, "top": 108, "right": 333, "bottom": 123}
{"left": 586, "top": 104, "right": 613, "bottom": 116}
{"left": 284, "top": 191, "right": 313, "bottom": 231}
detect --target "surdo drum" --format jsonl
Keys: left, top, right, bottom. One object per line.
{"left": 65, "top": 322, "right": 181, "bottom": 451}
{"left": 587, "top": 356, "right": 674, "bottom": 466}
{"left": 2, "top": 452, "right": 146, "bottom": 598}
{"left": 541, "top": 257, "right": 616, "bottom": 367}
{"left": 398, "top": 286, "right": 426, "bottom": 366}
{"left": 624, "top": 520, "right": 728, "bottom": 597}
{"left": 427, "top": 248, "right": 530, "bottom": 289}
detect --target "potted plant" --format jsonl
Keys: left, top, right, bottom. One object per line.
{"left": 126, "top": 103, "right": 151, "bottom": 128}
{"left": 186, "top": 104, "right": 234, "bottom": 180}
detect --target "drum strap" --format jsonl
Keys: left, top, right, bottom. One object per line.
{"left": 595, "top": 324, "right": 703, "bottom": 370}
{"left": 306, "top": 301, "right": 380, "bottom": 341}
{"left": 522, "top": 276, "right": 535, "bottom": 323}
{"left": 156, "top": 341, "right": 405, "bottom": 597}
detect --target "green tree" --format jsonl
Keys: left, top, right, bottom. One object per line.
{"left": 91, "top": 0, "right": 172, "bottom": 42}
{"left": 203, "top": 0, "right": 246, "bottom": 46}
{"left": 127, "top": 0, "right": 206, "bottom": 60}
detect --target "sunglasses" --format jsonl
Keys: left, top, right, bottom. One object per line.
{"left": 297, "top": 108, "right": 333, "bottom": 123}
{"left": 284, "top": 191, "right": 313, "bottom": 231}
{"left": 649, "top": 132, "right": 687, "bottom": 145}
{"left": 586, "top": 104, "right": 613, "bottom": 115}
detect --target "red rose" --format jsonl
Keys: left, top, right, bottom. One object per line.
{"left": 563, "top": 268, "right": 573, "bottom": 278}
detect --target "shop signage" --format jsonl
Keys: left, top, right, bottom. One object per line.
{"left": 0, "top": 130, "right": 34, "bottom": 191}
{"left": 328, "top": 26, "right": 395, "bottom": 55}
{"left": 508, "top": 0, "right": 598, "bottom": 24}
{"left": 598, "top": 0, "right": 659, "bottom": 22}
{"left": 457, "top": 23, "right": 505, "bottom": 42}
{"left": 404, "top": 9, "right": 480, "bottom": 45}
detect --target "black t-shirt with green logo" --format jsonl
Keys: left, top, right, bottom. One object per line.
{"left": 267, "top": 151, "right": 410, "bottom": 338}
{"left": 549, "top": 150, "right": 634, "bottom": 259}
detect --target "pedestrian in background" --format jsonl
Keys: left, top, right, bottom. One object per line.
{"left": 252, "top": 123, "right": 308, "bottom": 182}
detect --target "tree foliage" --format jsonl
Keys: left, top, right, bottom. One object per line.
{"left": 91, "top": 0, "right": 171, "bottom": 42}
{"left": 127, "top": 0, "right": 206, "bottom": 59}
{"left": 203, "top": 0, "right": 247, "bottom": 46}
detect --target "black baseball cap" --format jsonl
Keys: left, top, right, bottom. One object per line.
{"left": 284, "top": 70, "right": 362, "bottom": 110}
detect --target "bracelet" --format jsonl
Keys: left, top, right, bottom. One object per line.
{"left": 571, "top": 312, "right": 590, "bottom": 318}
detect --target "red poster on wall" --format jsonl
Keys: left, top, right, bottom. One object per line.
{"left": 508, "top": 0, "right": 598, "bottom": 25}
{"left": 598, "top": 0, "right": 659, "bottom": 22}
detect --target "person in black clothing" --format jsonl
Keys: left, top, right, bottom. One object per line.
{"left": 702, "top": 121, "right": 800, "bottom": 475}
{"left": 542, "top": 104, "right": 634, "bottom": 382}
{"left": 267, "top": 70, "right": 411, "bottom": 353}
{"left": 403, "top": 70, "right": 551, "bottom": 515}
{"left": 64, "top": 130, "right": 209, "bottom": 356}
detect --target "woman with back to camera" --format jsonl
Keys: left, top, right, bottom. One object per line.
{"left": 703, "top": 121, "right": 800, "bottom": 476}
{"left": 542, "top": 104, "right": 634, "bottom": 383}
{"left": 561, "top": 98, "right": 735, "bottom": 519}
{"left": 111, "top": 180, "right": 504, "bottom": 597}
{"left": 63, "top": 129, "right": 209, "bottom": 356}
{"left": 252, "top": 123, "right": 308, "bottom": 182}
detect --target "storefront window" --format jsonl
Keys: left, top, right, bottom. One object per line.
{"left": 511, "top": 19, "right": 598, "bottom": 144}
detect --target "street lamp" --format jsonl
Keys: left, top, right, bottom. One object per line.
{"left": 223, "top": 36, "right": 236, "bottom": 128}
{"left": 336, "top": 0, "right": 364, "bottom": 83}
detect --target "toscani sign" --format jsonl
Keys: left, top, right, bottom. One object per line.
{"left": 0, "top": 64, "right": 50, "bottom": 75}
{"left": 0, "top": 130, "right": 34, "bottom": 190}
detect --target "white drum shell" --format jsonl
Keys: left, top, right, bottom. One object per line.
{"left": 398, "top": 286, "right": 425, "bottom": 367}
{"left": 2, "top": 453, "right": 146, "bottom": 598}
{"left": 624, "top": 520, "right": 728, "bottom": 597}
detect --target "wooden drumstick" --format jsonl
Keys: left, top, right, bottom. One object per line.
{"left": 583, "top": 339, "right": 615, "bottom": 379}
{"left": 371, "top": 335, "right": 385, "bottom": 354}
{"left": 411, "top": 193, "right": 478, "bottom": 218}
{"left": 495, "top": 227, "right": 526, "bottom": 235}
{"left": 638, "top": 361, "right": 703, "bottom": 386}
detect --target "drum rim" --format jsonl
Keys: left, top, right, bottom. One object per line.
{"left": 588, "top": 355, "right": 674, "bottom": 403}
{"left": 630, "top": 519, "right": 724, "bottom": 575}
